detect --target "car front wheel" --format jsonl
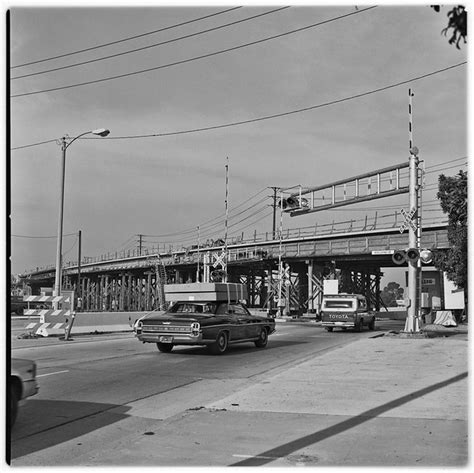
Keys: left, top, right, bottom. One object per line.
{"left": 209, "top": 331, "right": 228, "bottom": 355}
{"left": 156, "top": 343, "right": 174, "bottom": 353}
{"left": 255, "top": 328, "right": 268, "bottom": 348}
{"left": 325, "top": 327, "right": 333, "bottom": 332}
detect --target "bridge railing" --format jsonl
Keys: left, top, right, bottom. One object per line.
{"left": 21, "top": 212, "right": 447, "bottom": 275}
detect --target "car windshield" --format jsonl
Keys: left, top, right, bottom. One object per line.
{"left": 169, "top": 302, "right": 217, "bottom": 314}
{"left": 323, "top": 300, "right": 354, "bottom": 309}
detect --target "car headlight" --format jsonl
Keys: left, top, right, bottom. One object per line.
{"left": 134, "top": 320, "right": 143, "bottom": 331}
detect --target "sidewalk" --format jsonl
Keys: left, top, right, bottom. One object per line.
{"left": 205, "top": 331, "right": 469, "bottom": 467}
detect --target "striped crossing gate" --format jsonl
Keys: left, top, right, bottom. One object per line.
{"left": 23, "top": 294, "right": 74, "bottom": 337}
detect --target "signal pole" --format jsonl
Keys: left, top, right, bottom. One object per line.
{"left": 403, "top": 89, "right": 421, "bottom": 333}
{"left": 404, "top": 148, "right": 421, "bottom": 333}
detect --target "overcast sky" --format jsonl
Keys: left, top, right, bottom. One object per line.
{"left": 7, "top": 2, "right": 468, "bottom": 285}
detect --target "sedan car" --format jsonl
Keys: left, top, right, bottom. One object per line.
{"left": 135, "top": 299, "right": 276, "bottom": 355}
{"left": 10, "top": 358, "right": 39, "bottom": 426}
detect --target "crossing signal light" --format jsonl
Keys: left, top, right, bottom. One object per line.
{"left": 420, "top": 249, "right": 433, "bottom": 264}
{"left": 392, "top": 248, "right": 432, "bottom": 265}
{"left": 279, "top": 196, "right": 309, "bottom": 210}
{"left": 406, "top": 248, "right": 419, "bottom": 263}
{"left": 279, "top": 196, "right": 299, "bottom": 210}
{"left": 392, "top": 250, "right": 407, "bottom": 265}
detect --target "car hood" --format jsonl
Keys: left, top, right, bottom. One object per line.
{"left": 11, "top": 358, "right": 35, "bottom": 370}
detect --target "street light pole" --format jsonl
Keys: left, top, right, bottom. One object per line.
{"left": 54, "top": 137, "right": 67, "bottom": 298}
{"left": 53, "top": 129, "right": 110, "bottom": 299}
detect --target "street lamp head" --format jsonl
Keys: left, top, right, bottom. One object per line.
{"left": 92, "top": 128, "right": 110, "bottom": 137}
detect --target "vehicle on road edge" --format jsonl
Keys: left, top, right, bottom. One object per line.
{"left": 321, "top": 293, "right": 376, "bottom": 332}
{"left": 10, "top": 358, "right": 39, "bottom": 427}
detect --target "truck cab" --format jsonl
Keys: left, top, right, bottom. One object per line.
{"left": 321, "top": 294, "right": 375, "bottom": 332}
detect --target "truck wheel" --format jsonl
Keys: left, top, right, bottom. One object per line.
{"left": 254, "top": 328, "right": 268, "bottom": 348}
{"left": 209, "top": 331, "right": 228, "bottom": 355}
{"left": 156, "top": 343, "right": 174, "bottom": 353}
{"left": 325, "top": 327, "right": 333, "bottom": 332}
{"left": 368, "top": 318, "right": 375, "bottom": 330}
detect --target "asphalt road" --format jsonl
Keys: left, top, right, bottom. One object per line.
{"left": 9, "top": 319, "right": 404, "bottom": 466}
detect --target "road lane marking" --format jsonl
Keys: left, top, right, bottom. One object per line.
{"left": 37, "top": 370, "right": 69, "bottom": 378}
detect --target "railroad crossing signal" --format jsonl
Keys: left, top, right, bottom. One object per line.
{"left": 278, "top": 263, "right": 291, "bottom": 285}
{"left": 392, "top": 248, "right": 433, "bottom": 265}
{"left": 399, "top": 207, "right": 417, "bottom": 233}
{"left": 212, "top": 251, "right": 226, "bottom": 269}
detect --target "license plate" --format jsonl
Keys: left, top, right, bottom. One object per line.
{"left": 159, "top": 336, "right": 173, "bottom": 343}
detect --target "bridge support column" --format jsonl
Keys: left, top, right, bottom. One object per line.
{"left": 306, "top": 265, "right": 324, "bottom": 314}
{"left": 298, "top": 265, "right": 307, "bottom": 315}
{"left": 119, "top": 274, "right": 125, "bottom": 311}
{"left": 307, "top": 260, "right": 314, "bottom": 313}
{"left": 84, "top": 277, "right": 90, "bottom": 311}
{"left": 145, "top": 272, "right": 152, "bottom": 311}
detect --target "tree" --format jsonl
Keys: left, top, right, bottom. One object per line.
{"left": 381, "top": 282, "right": 404, "bottom": 307}
{"left": 433, "top": 170, "right": 467, "bottom": 311}
{"left": 10, "top": 274, "right": 22, "bottom": 296}
{"left": 431, "top": 5, "right": 467, "bottom": 49}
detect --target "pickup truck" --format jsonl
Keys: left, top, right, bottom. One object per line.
{"left": 321, "top": 294, "right": 375, "bottom": 332}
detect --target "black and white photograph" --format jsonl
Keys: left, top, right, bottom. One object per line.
{"left": 7, "top": 1, "right": 469, "bottom": 468}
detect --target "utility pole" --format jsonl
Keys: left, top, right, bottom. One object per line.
{"left": 269, "top": 186, "right": 280, "bottom": 240}
{"left": 223, "top": 158, "right": 229, "bottom": 283}
{"left": 196, "top": 226, "right": 200, "bottom": 282}
{"left": 77, "top": 230, "right": 82, "bottom": 311}
{"left": 54, "top": 137, "right": 67, "bottom": 300}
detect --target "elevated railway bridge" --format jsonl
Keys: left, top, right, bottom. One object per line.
{"left": 20, "top": 220, "right": 449, "bottom": 315}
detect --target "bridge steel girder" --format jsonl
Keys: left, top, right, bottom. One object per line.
{"left": 338, "top": 268, "right": 383, "bottom": 311}
{"left": 20, "top": 226, "right": 448, "bottom": 313}
{"left": 20, "top": 258, "right": 383, "bottom": 314}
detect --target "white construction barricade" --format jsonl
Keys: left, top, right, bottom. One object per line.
{"left": 23, "top": 292, "right": 74, "bottom": 337}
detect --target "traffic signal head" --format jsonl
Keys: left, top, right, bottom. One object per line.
{"left": 392, "top": 250, "right": 407, "bottom": 265}
{"left": 279, "top": 196, "right": 307, "bottom": 210}
{"left": 420, "top": 249, "right": 433, "bottom": 264}
{"left": 406, "top": 248, "right": 419, "bottom": 263}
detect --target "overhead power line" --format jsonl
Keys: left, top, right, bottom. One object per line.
{"left": 425, "top": 162, "right": 467, "bottom": 175}
{"left": 143, "top": 190, "right": 269, "bottom": 238}
{"left": 12, "top": 7, "right": 290, "bottom": 80}
{"left": 11, "top": 6, "right": 243, "bottom": 69}
{"left": 11, "top": 62, "right": 466, "bottom": 151}
{"left": 11, "top": 139, "right": 58, "bottom": 150}
{"left": 424, "top": 156, "right": 467, "bottom": 170}
{"left": 11, "top": 6, "right": 377, "bottom": 98}
{"left": 106, "top": 62, "right": 464, "bottom": 140}
{"left": 11, "top": 232, "right": 77, "bottom": 239}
